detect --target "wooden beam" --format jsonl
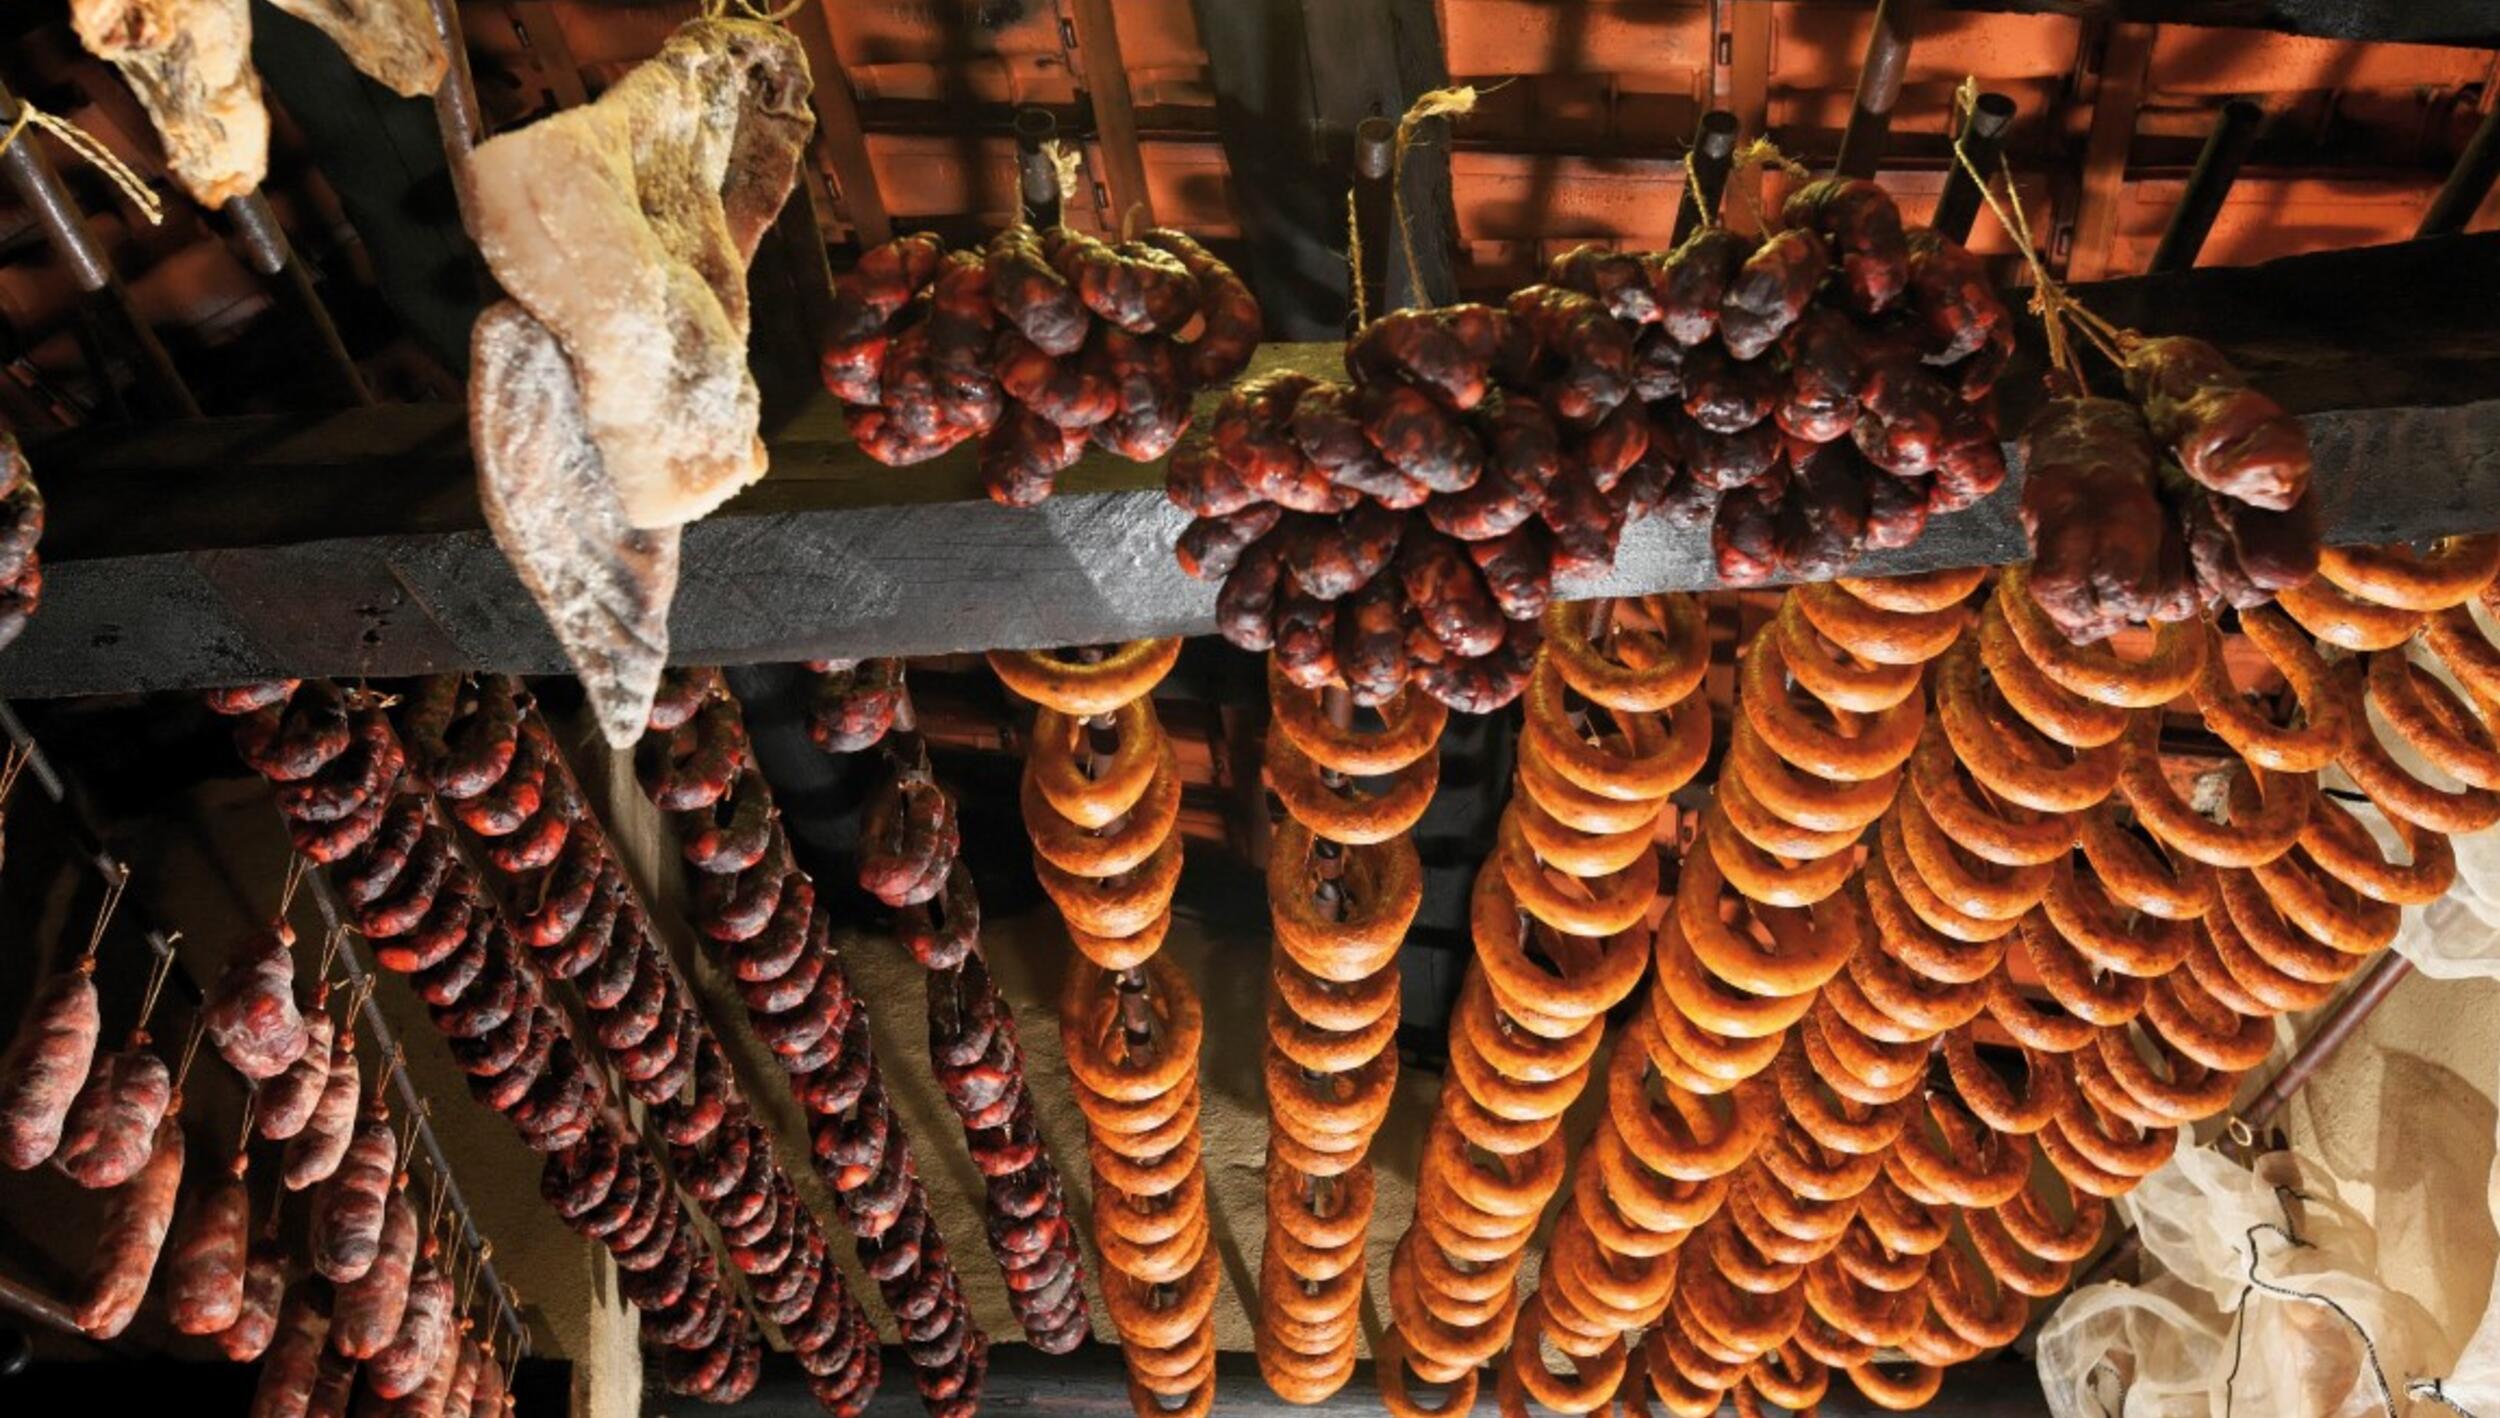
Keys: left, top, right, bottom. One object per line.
{"left": 1939, "top": 0, "right": 2500, "bottom": 46}
{"left": 12, "top": 234, "right": 2500, "bottom": 699}
{"left": 1069, "top": 0, "right": 1153, "bottom": 231}
{"left": 789, "top": 3, "right": 893, "bottom": 246}
{"left": 1720, "top": 0, "right": 1776, "bottom": 230}
{"left": 2067, "top": 20, "right": 2156, "bottom": 282}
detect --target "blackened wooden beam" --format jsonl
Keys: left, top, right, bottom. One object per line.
{"left": 691, "top": 1343, "right": 2053, "bottom": 1415}
{"left": 1936, "top": 0, "right": 2500, "bottom": 46}
{"left": 10, "top": 234, "right": 2500, "bottom": 699}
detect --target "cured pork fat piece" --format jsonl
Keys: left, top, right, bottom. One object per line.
{"left": 71, "top": 0, "right": 268, "bottom": 208}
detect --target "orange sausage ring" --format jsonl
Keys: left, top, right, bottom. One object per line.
{"left": 1267, "top": 731, "right": 1436, "bottom": 845}
{"left": 1102, "top": 1249, "right": 1216, "bottom": 1350}
{"left": 2040, "top": 859, "right": 2192, "bottom": 979}
{"left": 1965, "top": 1206, "right": 2074, "bottom": 1299}
{"left": 1061, "top": 955, "right": 1202, "bottom": 1104}
{"left": 2247, "top": 839, "right": 2397, "bottom": 956}
{"left": 1593, "top": 1122, "right": 1730, "bottom": 1239}
{"left": 1890, "top": 1096, "right": 2029, "bottom": 1209}
{"left": 1943, "top": 1026, "right": 2067, "bottom": 1135}
{"left": 1543, "top": 595, "right": 1711, "bottom": 713}
{"left": 1895, "top": 784, "right": 2049, "bottom": 922}
{"left": 1515, "top": 784, "right": 1658, "bottom": 877}
{"left": 1839, "top": 566, "right": 1989, "bottom": 614}
{"left": 1846, "top": 1360, "right": 1943, "bottom": 1413}
{"left": 2426, "top": 601, "right": 2500, "bottom": 703}
{"left": 1983, "top": 957, "right": 2097, "bottom": 1055}
{"left": 1022, "top": 740, "right": 1181, "bottom": 876}
{"left": 2083, "top": 1026, "right": 2237, "bottom": 1127}
{"left": 2076, "top": 801, "right": 2214, "bottom": 920}
{"left": 1647, "top": 986, "right": 1785, "bottom": 1093}
{"left": 2317, "top": 535, "right": 2500, "bottom": 612}
{"left": 1265, "top": 1041, "right": 1395, "bottom": 1142}
{"left": 1743, "top": 636, "right": 1923, "bottom": 783}
{"left": 1609, "top": 1045, "right": 1774, "bottom": 1183}
{"left": 2278, "top": 575, "right": 2426, "bottom": 652}
{"left": 1683, "top": 1253, "right": 1807, "bottom": 1358}
{"left": 1026, "top": 701, "right": 1163, "bottom": 827}
{"left": 1677, "top": 849, "right": 1859, "bottom": 999}
{"left": 1834, "top": 1219, "right": 1930, "bottom": 1296}
{"left": 1654, "top": 910, "right": 1821, "bottom": 1040}
{"left": 1775, "top": 1040, "right": 1911, "bottom": 1156}
{"left": 1800, "top": 1006, "right": 1924, "bottom": 1107}
{"left": 1995, "top": 1168, "right": 2106, "bottom": 1263}
{"left": 1476, "top": 864, "right": 1651, "bottom": 1021}
{"left": 1525, "top": 659, "right": 1709, "bottom": 803}
{"left": 2051, "top": 1077, "right": 2178, "bottom": 1178}
{"left": 2299, "top": 793, "right": 2454, "bottom": 906}
{"left": 1908, "top": 723, "right": 2075, "bottom": 867}
{"left": 1036, "top": 831, "right": 1183, "bottom": 940}
{"left": 1704, "top": 807, "right": 1858, "bottom": 909}
{"left": 1862, "top": 852, "right": 2010, "bottom": 982}
{"left": 1462, "top": 971, "right": 1604, "bottom": 1083}
{"left": 1795, "top": 578, "right": 1966, "bottom": 666}
{"left": 1777, "top": 595, "right": 1924, "bottom": 712}
{"left": 1878, "top": 812, "right": 2024, "bottom": 943}
{"left": 1804, "top": 998, "right": 1927, "bottom": 1096}
{"left": 1519, "top": 737, "right": 1671, "bottom": 836}
{"left": 2215, "top": 867, "right": 2367, "bottom": 986}
{"left": 1834, "top": 946, "right": 1986, "bottom": 1040}
{"left": 2338, "top": 680, "right": 2500, "bottom": 833}
{"left": 1508, "top": 1297, "right": 1629, "bottom": 1414}
{"left": 2116, "top": 726, "right": 2308, "bottom": 868}
{"left": 1856, "top": 1173, "right": 1951, "bottom": 1257}
{"left": 2368, "top": 650, "right": 2500, "bottom": 789}
{"left": 2142, "top": 970, "right": 2272, "bottom": 1073}
{"left": 2193, "top": 908, "right": 2334, "bottom": 1016}
{"left": 1718, "top": 762, "right": 1862, "bottom": 861}
{"left": 989, "top": 639, "right": 1181, "bottom": 715}
{"left": 1727, "top": 715, "right": 1898, "bottom": 834}
{"left": 1379, "top": 1329, "right": 1478, "bottom": 1418}
{"left": 2018, "top": 908, "right": 2152, "bottom": 1024}
{"left": 1755, "top": 1123, "right": 1883, "bottom": 1203}
{"left": 1929, "top": 1242, "right": 2027, "bottom": 1349}
{"left": 1999, "top": 567, "right": 2206, "bottom": 708}
{"left": 1498, "top": 820, "right": 1661, "bottom": 943}
{"left": 1267, "top": 657, "right": 1446, "bottom": 774}
{"left": 1800, "top": 1258, "right": 1917, "bottom": 1348}
{"left": 1267, "top": 819, "right": 1420, "bottom": 981}
{"left": 1978, "top": 595, "right": 2131, "bottom": 748}
{"left": 1937, "top": 638, "right": 2119, "bottom": 812}
{"left": 2191, "top": 608, "right": 2351, "bottom": 772}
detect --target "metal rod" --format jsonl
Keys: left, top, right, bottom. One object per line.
{"left": 0, "top": 1272, "right": 86, "bottom": 1341}
{"left": 1834, "top": 0, "right": 1922, "bottom": 179}
{"left": 2420, "top": 99, "right": 2500, "bottom": 239}
{"left": 304, "top": 875, "right": 531, "bottom": 1357}
{"left": 225, "top": 193, "right": 375, "bottom": 406}
{"left": 423, "top": 0, "right": 490, "bottom": 234}
{"left": 1016, "top": 108, "right": 1062, "bottom": 230}
{"left": 2149, "top": 98, "right": 2262, "bottom": 273}
{"left": 0, "top": 84, "right": 200, "bottom": 419}
{"left": 1068, "top": 0, "right": 1152, "bottom": 231}
{"left": 1352, "top": 117, "right": 1395, "bottom": 327}
{"left": 1932, "top": 91, "right": 2016, "bottom": 245}
{"left": 2072, "top": 951, "right": 2418, "bottom": 1290}
{"left": 1673, "top": 109, "right": 1742, "bottom": 246}
{"left": 0, "top": 701, "right": 528, "bottom": 1358}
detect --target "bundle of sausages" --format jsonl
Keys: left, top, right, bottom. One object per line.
{"left": 638, "top": 669, "right": 986, "bottom": 1417}
{"left": 807, "top": 658, "right": 906, "bottom": 754}
{"left": 404, "top": 673, "right": 877, "bottom": 1414}
{"left": 822, "top": 226, "right": 1260, "bottom": 506}
{"left": 0, "top": 430, "right": 44, "bottom": 653}
{"left": 2017, "top": 336, "right": 2317, "bottom": 643}
{"left": 992, "top": 642, "right": 1219, "bottom": 1416}
{"left": 203, "top": 679, "right": 766, "bottom": 1404}
{"left": 842, "top": 739, "right": 1091, "bottom": 1352}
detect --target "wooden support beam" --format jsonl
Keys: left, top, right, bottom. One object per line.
{"left": 2067, "top": 21, "right": 2156, "bottom": 282}
{"left": 1938, "top": 0, "right": 2500, "bottom": 46}
{"left": 788, "top": 4, "right": 893, "bottom": 246}
{"left": 1068, "top": 0, "right": 1152, "bottom": 232}
{"left": 11, "top": 234, "right": 2500, "bottom": 699}
{"left": 1719, "top": 0, "right": 1776, "bottom": 230}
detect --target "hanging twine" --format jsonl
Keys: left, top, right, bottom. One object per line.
{"left": 231, "top": 1091, "right": 257, "bottom": 1173}
{"left": 171, "top": 1014, "right": 207, "bottom": 1096}
{"left": 1343, "top": 186, "right": 1369, "bottom": 331}
{"left": 1390, "top": 85, "right": 1487, "bottom": 311}
{"left": 699, "top": 0, "right": 805, "bottom": 22}
{"left": 129, "top": 937, "right": 179, "bottom": 1046}
{"left": 1044, "top": 139, "right": 1085, "bottom": 217}
{"left": 0, "top": 101, "right": 163, "bottom": 227}
{"left": 0, "top": 742, "right": 31, "bottom": 807}
{"left": 80, "top": 862, "right": 129, "bottom": 965}
{"left": 1946, "top": 75, "right": 2099, "bottom": 383}
{"left": 277, "top": 852, "right": 308, "bottom": 920}
{"left": 1724, "top": 134, "right": 1813, "bottom": 233}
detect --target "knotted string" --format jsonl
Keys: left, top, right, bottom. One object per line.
{"left": 0, "top": 102, "right": 163, "bottom": 227}
{"left": 1390, "top": 85, "right": 1488, "bottom": 310}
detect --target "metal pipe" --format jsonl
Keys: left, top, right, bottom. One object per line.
{"left": 0, "top": 1272, "right": 86, "bottom": 1341}
{"left": 0, "top": 701, "right": 528, "bottom": 1358}
{"left": 2072, "top": 951, "right": 2418, "bottom": 1290}
{"left": 1834, "top": 0, "right": 1922, "bottom": 179}
{"left": 1932, "top": 91, "right": 2016, "bottom": 245}
{"left": 225, "top": 193, "right": 375, "bottom": 406}
{"left": 1673, "top": 109, "right": 1742, "bottom": 246}
{"left": 2150, "top": 98, "right": 2262, "bottom": 273}
{"left": 2420, "top": 99, "right": 2500, "bottom": 239}
{"left": 422, "top": 0, "right": 490, "bottom": 233}
{"left": 1015, "top": 108, "right": 1062, "bottom": 230}
{"left": 1352, "top": 117, "right": 1395, "bottom": 326}
{"left": 0, "top": 84, "right": 199, "bottom": 419}
{"left": 1068, "top": 0, "right": 1152, "bottom": 231}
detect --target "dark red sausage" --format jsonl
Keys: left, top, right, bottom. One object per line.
{"left": 205, "top": 925, "right": 310, "bottom": 1082}
{"left": 283, "top": 1029, "right": 361, "bottom": 1191}
{"left": 369, "top": 1259, "right": 453, "bottom": 1398}
{"left": 219, "top": 1241, "right": 287, "bottom": 1361}
{"left": 166, "top": 1171, "right": 251, "bottom": 1334}
{"left": 0, "top": 962, "right": 99, "bottom": 1169}
{"left": 250, "top": 1282, "right": 333, "bottom": 1418}
{"left": 52, "top": 1044, "right": 170, "bottom": 1188}
{"left": 310, "top": 1110, "right": 396, "bottom": 1282}
{"left": 333, "top": 1186, "right": 418, "bottom": 1358}
{"left": 77, "top": 1109, "right": 184, "bottom": 1337}
{"left": 260, "top": 1009, "right": 335, "bottom": 1142}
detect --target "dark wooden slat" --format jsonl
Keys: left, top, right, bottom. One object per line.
{"left": 11, "top": 235, "right": 2500, "bottom": 699}
{"left": 692, "top": 1343, "right": 2053, "bottom": 1415}
{"left": 1940, "top": 0, "right": 2500, "bottom": 45}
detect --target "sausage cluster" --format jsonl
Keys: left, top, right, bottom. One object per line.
{"left": 2017, "top": 336, "right": 2317, "bottom": 643}
{"left": 822, "top": 226, "right": 1261, "bottom": 506}
{"left": 806, "top": 658, "right": 905, "bottom": 754}
{"left": 837, "top": 725, "right": 1090, "bottom": 1352}
{"left": 406, "top": 673, "right": 874, "bottom": 1414}
{"left": 993, "top": 643, "right": 1219, "bottom": 1416}
{"left": 1255, "top": 659, "right": 1443, "bottom": 1400}
{"left": 638, "top": 668, "right": 986, "bottom": 1417}
{"left": 0, "top": 430, "right": 45, "bottom": 652}
{"left": 204, "top": 678, "right": 766, "bottom": 1405}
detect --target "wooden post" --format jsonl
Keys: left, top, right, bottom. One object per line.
{"left": 1673, "top": 110, "right": 1742, "bottom": 246}
{"left": 1069, "top": 0, "right": 1153, "bottom": 231}
{"left": 2068, "top": 22, "right": 2156, "bottom": 281}
{"left": 789, "top": 2, "right": 894, "bottom": 246}
{"left": 2420, "top": 100, "right": 2500, "bottom": 239}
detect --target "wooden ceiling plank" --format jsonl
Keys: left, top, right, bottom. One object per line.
{"left": 2067, "top": 20, "right": 2156, "bottom": 281}
{"left": 791, "top": 2, "right": 895, "bottom": 246}
{"left": 1068, "top": 0, "right": 1154, "bottom": 231}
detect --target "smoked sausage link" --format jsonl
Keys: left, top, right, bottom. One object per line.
{"left": 167, "top": 1172, "right": 252, "bottom": 1335}
{"left": 77, "top": 1110, "right": 184, "bottom": 1338}
{"left": 0, "top": 964, "right": 99, "bottom": 1169}
{"left": 250, "top": 1281, "right": 334, "bottom": 1418}
{"left": 310, "top": 1114, "right": 396, "bottom": 1283}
